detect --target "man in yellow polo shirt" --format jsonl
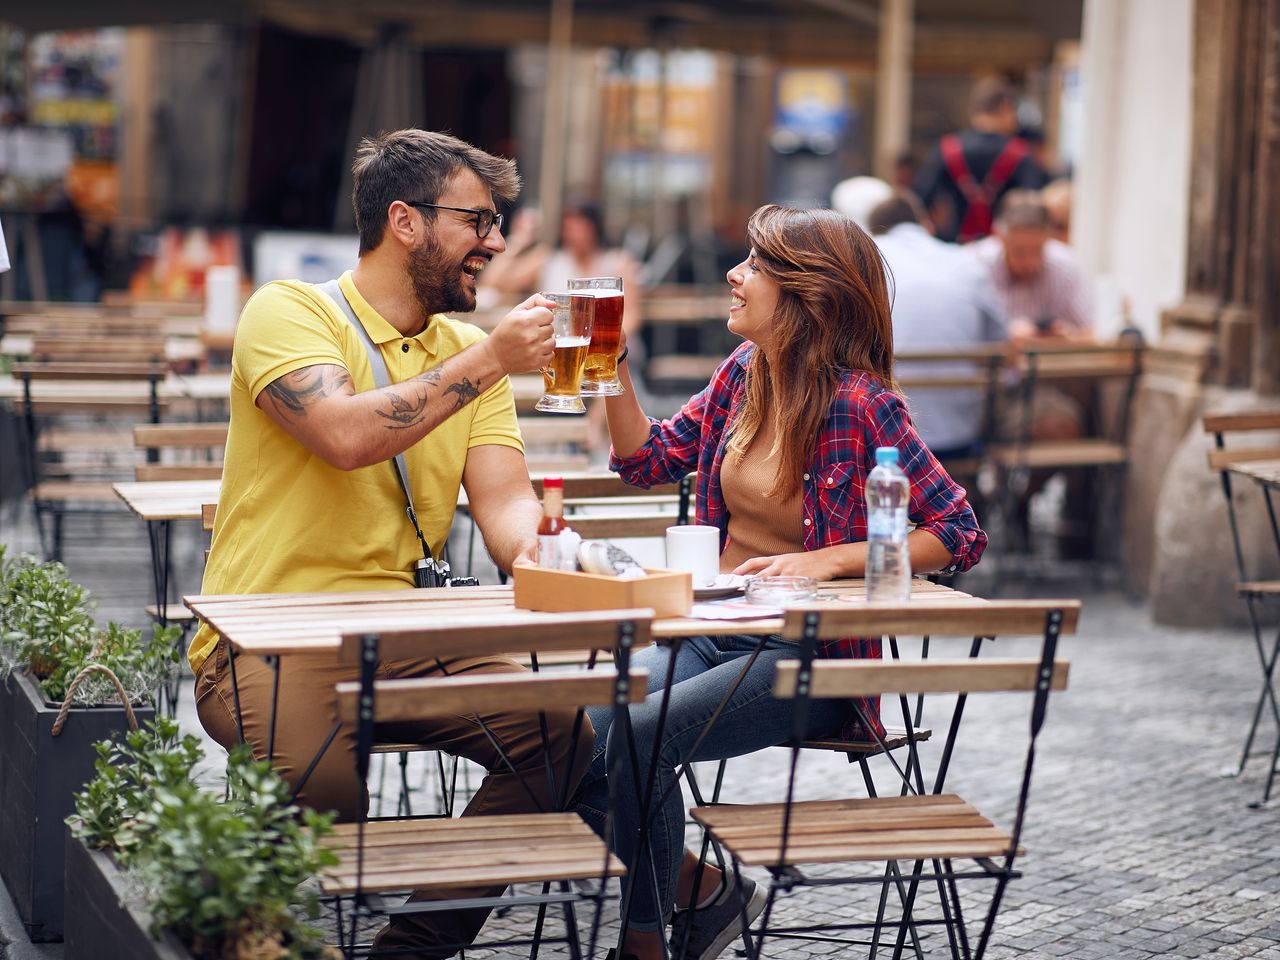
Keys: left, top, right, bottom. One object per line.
{"left": 192, "top": 129, "right": 588, "bottom": 958}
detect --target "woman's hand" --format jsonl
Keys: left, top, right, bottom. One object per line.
{"left": 732, "top": 550, "right": 845, "bottom": 581}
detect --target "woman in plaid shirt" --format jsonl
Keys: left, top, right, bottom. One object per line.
{"left": 575, "top": 205, "right": 988, "bottom": 960}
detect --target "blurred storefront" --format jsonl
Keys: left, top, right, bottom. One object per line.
{"left": 0, "top": 1, "right": 1082, "bottom": 294}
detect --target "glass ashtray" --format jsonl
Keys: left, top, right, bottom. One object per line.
{"left": 743, "top": 575, "right": 818, "bottom": 606}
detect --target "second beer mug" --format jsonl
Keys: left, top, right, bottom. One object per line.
{"left": 568, "top": 276, "right": 625, "bottom": 397}
{"left": 535, "top": 292, "right": 594, "bottom": 414}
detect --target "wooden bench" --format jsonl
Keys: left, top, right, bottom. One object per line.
{"left": 13, "top": 360, "right": 168, "bottom": 560}
{"left": 133, "top": 422, "right": 228, "bottom": 481}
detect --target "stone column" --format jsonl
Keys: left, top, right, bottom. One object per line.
{"left": 873, "top": 0, "right": 913, "bottom": 183}
{"left": 1138, "top": 0, "right": 1280, "bottom": 623}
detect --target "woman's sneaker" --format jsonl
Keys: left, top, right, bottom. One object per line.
{"left": 668, "top": 877, "right": 768, "bottom": 960}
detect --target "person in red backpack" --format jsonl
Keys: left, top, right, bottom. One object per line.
{"left": 914, "top": 77, "right": 1048, "bottom": 243}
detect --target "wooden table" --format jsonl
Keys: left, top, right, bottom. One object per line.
{"left": 115, "top": 479, "right": 221, "bottom": 629}
{"left": 185, "top": 578, "right": 977, "bottom": 659}
{"left": 1230, "top": 458, "right": 1280, "bottom": 488}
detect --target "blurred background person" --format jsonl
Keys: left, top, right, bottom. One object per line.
{"left": 970, "top": 189, "right": 1092, "bottom": 339}
{"left": 830, "top": 174, "right": 893, "bottom": 232}
{"left": 1041, "top": 178, "right": 1074, "bottom": 244}
{"left": 483, "top": 200, "right": 646, "bottom": 462}
{"left": 914, "top": 77, "right": 1048, "bottom": 243}
{"left": 483, "top": 200, "right": 642, "bottom": 335}
{"left": 869, "top": 191, "right": 1008, "bottom": 463}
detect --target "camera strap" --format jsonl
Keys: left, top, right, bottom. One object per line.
{"left": 316, "top": 279, "right": 440, "bottom": 572}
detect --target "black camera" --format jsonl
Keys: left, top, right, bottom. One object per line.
{"left": 414, "top": 558, "right": 479, "bottom": 589}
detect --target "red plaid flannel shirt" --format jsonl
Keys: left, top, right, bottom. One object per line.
{"left": 611, "top": 343, "right": 989, "bottom": 739}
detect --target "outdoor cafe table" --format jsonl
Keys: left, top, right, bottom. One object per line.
{"left": 184, "top": 577, "right": 978, "bottom": 659}
{"left": 114, "top": 478, "right": 220, "bottom": 628}
{"left": 184, "top": 580, "right": 985, "bottom": 856}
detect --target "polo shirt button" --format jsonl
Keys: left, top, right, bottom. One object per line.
{"left": 402, "top": 342, "right": 410, "bottom": 353}
{"left": 803, "top": 518, "right": 812, "bottom": 526}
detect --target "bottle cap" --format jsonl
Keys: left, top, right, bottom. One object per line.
{"left": 875, "top": 446, "right": 899, "bottom": 466}
{"left": 543, "top": 476, "right": 563, "bottom": 489}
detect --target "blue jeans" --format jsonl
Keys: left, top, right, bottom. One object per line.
{"left": 574, "top": 634, "right": 849, "bottom": 931}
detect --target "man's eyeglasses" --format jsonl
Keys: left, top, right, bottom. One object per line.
{"left": 406, "top": 202, "right": 504, "bottom": 239}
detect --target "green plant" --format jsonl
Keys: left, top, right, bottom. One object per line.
{"left": 71, "top": 729, "right": 341, "bottom": 960}
{"left": 69, "top": 717, "right": 203, "bottom": 855}
{"left": 0, "top": 546, "right": 179, "bottom": 706}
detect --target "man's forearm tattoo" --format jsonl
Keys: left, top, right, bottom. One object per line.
{"left": 376, "top": 388, "right": 429, "bottom": 428}
{"left": 443, "top": 377, "right": 481, "bottom": 409}
{"left": 415, "top": 366, "right": 445, "bottom": 387}
{"left": 263, "top": 366, "right": 351, "bottom": 417}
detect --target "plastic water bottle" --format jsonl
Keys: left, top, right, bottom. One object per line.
{"left": 866, "top": 446, "right": 912, "bottom": 602}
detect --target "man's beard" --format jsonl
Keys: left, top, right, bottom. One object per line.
{"left": 407, "top": 234, "right": 482, "bottom": 317}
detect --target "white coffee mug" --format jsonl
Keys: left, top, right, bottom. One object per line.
{"left": 665, "top": 525, "right": 720, "bottom": 588}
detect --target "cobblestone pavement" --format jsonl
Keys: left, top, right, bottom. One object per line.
{"left": 3, "top": 505, "right": 1280, "bottom": 959}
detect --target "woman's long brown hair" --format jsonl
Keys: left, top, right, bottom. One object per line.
{"left": 726, "top": 204, "right": 898, "bottom": 498}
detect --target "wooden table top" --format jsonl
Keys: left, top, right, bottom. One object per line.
{"left": 1229, "top": 458, "right": 1280, "bottom": 487}
{"left": 185, "top": 578, "right": 978, "bottom": 657}
{"left": 114, "top": 479, "right": 221, "bottom": 521}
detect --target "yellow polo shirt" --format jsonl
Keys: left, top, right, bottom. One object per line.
{"left": 188, "top": 271, "right": 522, "bottom": 673}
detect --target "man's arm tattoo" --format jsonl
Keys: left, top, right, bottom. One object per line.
{"left": 376, "top": 387, "right": 429, "bottom": 429}
{"left": 263, "top": 366, "right": 351, "bottom": 417}
{"left": 414, "top": 366, "right": 445, "bottom": 387}
{"left": 443, "top": 377, "right": 482, "bottom": 410}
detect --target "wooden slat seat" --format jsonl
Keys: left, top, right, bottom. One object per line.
{"left": 319, "top": 813, "right": 624, "bottom": 894}
{"left": 799, "top": 726, "right": 932, "bottom": 755}
{"left": 30, "top": 481, "right": 121, "bottom": 503}
{"left": 691, "top": 793, "right": 1014, "bottom": 866}
{"left": 562, "top": 510, "right": 680, "bottom": 539}
{"left": 988, "top": 438, "right": 1128, "bottom": 470}
{"left": 144, "top": 603, "right": 197, "bottom": 624}
{"left": 1238, "top": 581, "right": 1280, "bottom": 596}
{"left": 646, "top": 355, "right": 722, "bottom": 384}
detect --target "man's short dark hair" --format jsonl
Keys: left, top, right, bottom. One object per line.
{"left": 351, "top": 129, "right": 521, "bottom": 255}
{"left": 969, "top": 77, "right": 1016, "bottom": 118}
{"left": 995, "top": 190, "right": 1051, "bottom": 231}
{"left": 868, "top": 191, "right": 927, "bottom": 236}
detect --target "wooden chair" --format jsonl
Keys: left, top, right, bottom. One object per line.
{"left": 133, "top": 422, "right": 228, "bottom": 481}
{"left": 323, "top": 612, "right": 654, "bottom": 958}
{"left": 895, "top": 346, "right": 1005, "bottom": 488}
{"left": 12, "top": 360, "right": 166, "bottom": 560}
{"left": 462, "top": 472, "right": 693, "bottom": 578}
{"left": 1202, "top": 409, "right": 1280, "bottom": 803}
{"left": 518, "top": 414, "right": 592, "bottom": 473}
{"left": 987, "top": 341, "right": 1143, "bottom": 577}
{"left": 689, "top": 600, "right": 1079, "bottom": 960}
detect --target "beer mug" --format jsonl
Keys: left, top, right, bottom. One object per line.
{"left": 535, "top": 292, "right": 594, "bottom": 414}
{"left": 569, "top": 276, "right": 625, "bottom": 397}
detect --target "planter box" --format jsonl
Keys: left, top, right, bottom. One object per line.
{"left": 64, "top": 830, "right": 192, "bottom": 960}
{"left": 0, "top": 670, "right": 155, "bottom": 941}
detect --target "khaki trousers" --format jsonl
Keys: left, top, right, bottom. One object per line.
{"left": 195, "top": 639, "right": 595, "bottom": 957}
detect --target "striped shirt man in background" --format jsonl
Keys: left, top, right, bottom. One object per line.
{"left": 969, "top": 189, "right": 1093, "bottom": 338}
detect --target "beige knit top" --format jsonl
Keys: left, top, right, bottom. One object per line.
{"left": 718, "top": 412, "right": 805, "bottom": 572}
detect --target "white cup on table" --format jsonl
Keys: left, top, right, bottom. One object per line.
{"left": 665, "top": 525, "right": 720, "bottom": 588}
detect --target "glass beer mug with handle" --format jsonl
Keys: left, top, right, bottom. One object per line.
{"left": 535, "top": 292, "right": 594, "bottom": 414}
{"left": 568, "top": 276, "right": 625, "bottom": 397}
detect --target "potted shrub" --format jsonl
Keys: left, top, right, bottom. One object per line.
{"left": 0, "top": 546, "right": 179, "bottom": 941}
{"left": 65, "top": 720, "right": 341, "bottom": 960}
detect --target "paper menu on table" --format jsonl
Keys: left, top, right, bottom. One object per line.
{"left": 687, "top": 599, "right": 783, "bottom": 620}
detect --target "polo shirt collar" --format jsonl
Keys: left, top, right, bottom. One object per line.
{"left": 338, "top": 270, "right": 444, "bottom": 354}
